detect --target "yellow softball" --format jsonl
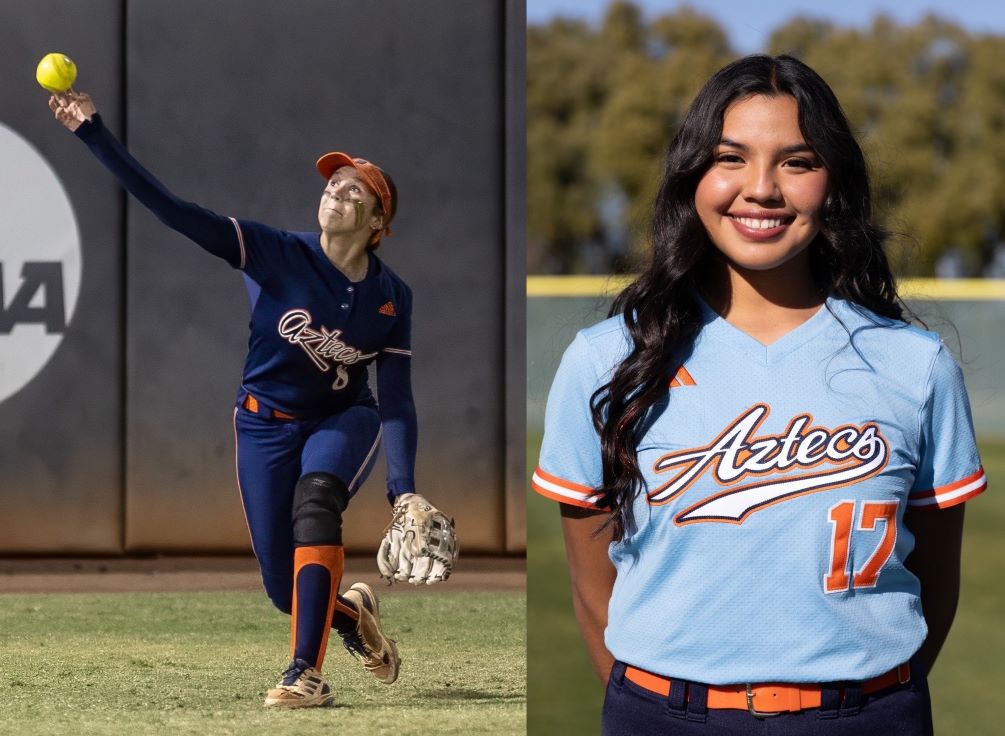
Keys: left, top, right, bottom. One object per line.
{"left": 36, "top": 53, "right": 77, "bottom": 93}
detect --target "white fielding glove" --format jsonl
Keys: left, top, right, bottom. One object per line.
{"left": 377, "top": 493, "right": 458, "bottom": 585}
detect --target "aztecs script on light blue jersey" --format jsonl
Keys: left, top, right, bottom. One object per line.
{"left": 533, "top": 296, "right": 986, "bottom": 684}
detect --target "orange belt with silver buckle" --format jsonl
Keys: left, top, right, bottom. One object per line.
{"left": 624, "top": 662, "right": 911, "bottom": 716}
{"left": 242, "top": 394, "right": 297, "bottom": 420}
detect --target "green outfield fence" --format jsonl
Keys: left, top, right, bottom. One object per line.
{"left": 528, "top": 277, "right": 1005, "bottom": 440}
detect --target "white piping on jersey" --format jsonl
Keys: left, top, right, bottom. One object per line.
{"left": 382, "top": 347, "right": 412, "bottom": 356}
{"left": 231, "top": 407, "right": 260, "bottom": 560}
{"left": 229, "top": 217, "right": 246, "bottom": 270}
{"left": 349, "top": 426, "right": 383, "bottom": 493}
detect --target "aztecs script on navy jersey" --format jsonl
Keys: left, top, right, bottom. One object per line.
{"left": 232, "top": 220, "right": 411, "bottom": 417}
{"left": 278, "top": 308, "right": 379, "bottom": 391}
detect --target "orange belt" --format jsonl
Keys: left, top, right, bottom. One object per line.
{"left": 242, "top": 394, "right": 297, "bottom": 420}
{"left": 624, "top": 662, "right": 911, "bottom": 716}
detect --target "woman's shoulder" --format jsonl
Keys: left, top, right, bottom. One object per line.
{"left": 829, "top": 297, "right": 947, "bottom": 372}
{"left": 233, "top": 219, "right": 309, "bottom": 245}
{"left": 369, "top": 254, "right": 412, "bottom": 301}
{"left": 560, "top": 315, "right": 633, "bottom": 376}
{"left": 578, "top": 313, "right": 630, "bottom": 345}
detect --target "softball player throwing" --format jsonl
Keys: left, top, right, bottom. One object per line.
{"left": 534, "top": 55, "right": 985, "bottom": 735}
{"left": 50, "top": 91, "right": 458, "bottom": 708}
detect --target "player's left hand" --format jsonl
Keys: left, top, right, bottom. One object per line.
{"left": 48, "top": 91, "right": 96, "bottom": 132}
{"left": 377, "top": 493, "right": 458, "bottom": 585}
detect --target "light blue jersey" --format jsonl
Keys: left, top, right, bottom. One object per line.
{"left": 533, "top": 296, "right": 986, "bottom": 684}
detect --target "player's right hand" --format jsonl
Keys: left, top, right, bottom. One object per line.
{"left": 49, "top": 91, "right": 96, "bottom": 132}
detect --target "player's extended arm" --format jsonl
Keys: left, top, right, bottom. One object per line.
{"left": 904, "top": 503, "right": 965, "bottom": 675}
{"left": 49, "top": 92, "right": 240, "bottom": 266}
{"left": 560, "top": 503, "right": 616, "bottom": 686}
{"left": 374, "top": 354, "right": 458, "bottom": 585}
{"left": 375, "top": 353, "right": 418, "bottom": 499}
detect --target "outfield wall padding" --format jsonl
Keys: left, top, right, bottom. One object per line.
{"left": 0, "top": 2, "right": 123, "bottom": 553}
{"left": 120, "top": 0, "right": 510, "bottom": 553}
{"left": 0, "top": 0, "right": 522, "bottom": 554}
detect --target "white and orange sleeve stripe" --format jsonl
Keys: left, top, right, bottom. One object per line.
{"left": 531, "top": 467, "right": 607, "bottom": 510}
{"left": 908, "top": 466, "right": 987, "bottom": 509}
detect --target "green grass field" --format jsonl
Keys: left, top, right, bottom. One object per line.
{"left": 527, "top": 437, "right": 1005, "bottom": 736}
{"left": 0, "top": 590, "right": 525, "bottom": 736}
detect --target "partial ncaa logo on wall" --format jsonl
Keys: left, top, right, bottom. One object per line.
{"left": 0, "top": 122, "right": 81, "bottom": 404}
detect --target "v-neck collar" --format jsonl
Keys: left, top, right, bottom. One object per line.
{"left": 696, "top": 294, "right": 837, "bottom": 365}
{"left": 311, "top": 234, "right": 376, "bottom": 286}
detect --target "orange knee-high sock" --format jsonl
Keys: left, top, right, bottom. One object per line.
{"left": 290, "top": 545, "right": 344, "bottom": 670}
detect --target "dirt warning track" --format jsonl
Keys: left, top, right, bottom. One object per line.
{"left": 0, "top": 556, "right": 525, "bottom": 594}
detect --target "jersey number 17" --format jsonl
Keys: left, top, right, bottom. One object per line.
{"left": 824, "top": 500, "right": 899, "bottom": 594}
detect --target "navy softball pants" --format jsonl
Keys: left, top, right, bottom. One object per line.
{"left": 602, "top": 660, "right": 934, "bottom": 735}
{"left": 233, "top": 403, "right": 382, "bottom": 613}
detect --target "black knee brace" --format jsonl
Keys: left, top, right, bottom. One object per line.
{"left": 292, "top": 472, "right": 350, "bottom": 546}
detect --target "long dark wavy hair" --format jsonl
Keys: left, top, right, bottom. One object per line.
{"left": 591, "top": 54, "right": 909, "bottom": 542}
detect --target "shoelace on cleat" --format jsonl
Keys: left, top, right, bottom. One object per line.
{"left": 280, "top": 658, "right": 313, "bottom": 686}
{"left": 342, "top": 631, "right": 389, "bottom": 671}
{"left": 342, "top": 632, "right": 368, "bottom": 658}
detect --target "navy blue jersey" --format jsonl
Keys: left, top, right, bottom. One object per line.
{"left": 76, "top": 115, "right": 417, "bottom": 495}
{"left": 233, "top": 220, "right": 412, "bottom": 417}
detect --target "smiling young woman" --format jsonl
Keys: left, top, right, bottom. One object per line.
{"left": 695, "top": 93, "right": 831, "bottom": 343}
{"left": 532, "top": 55, "right": 985, "bottom": 735}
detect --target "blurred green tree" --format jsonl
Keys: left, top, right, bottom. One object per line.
{"left": 528, "top": 2, "right": 1005, "bottom": 276}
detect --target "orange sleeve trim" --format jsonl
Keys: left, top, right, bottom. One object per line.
{"left": 909, "top": 483, "right": 986, "bottom": 510}
{"left": 910, "top": 466, "right": 985, "bottom": 499}
{"left": 908, "top": 467, "right": 987, "bottom": 510}
{"left": 531, "top": 466, "right": 609, "bottom": 510}
{"left": 532, "top": 482, "right": 606, "bottom": 510}
{"left": 533, "top": 466, "right": 596, "bottom": 493}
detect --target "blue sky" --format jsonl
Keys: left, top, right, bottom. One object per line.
{"left": 527, "top": 0, "right": 1005, "bottom": 52}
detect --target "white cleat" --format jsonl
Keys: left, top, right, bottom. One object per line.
{"left": 341, "top": 582, "right": 401, "bottom": 684}
{"left": 263, "top": 658, "right": 334, "bottom": 708}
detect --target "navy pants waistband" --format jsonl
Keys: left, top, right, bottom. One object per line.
{"left": 602, "top": 660, "right": 933, "bottom": 736}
